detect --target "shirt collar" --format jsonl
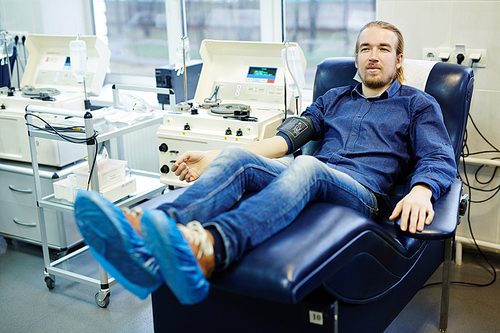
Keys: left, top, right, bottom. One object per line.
{"left": 351, "top": 79, "right": 401, "bottom": 100}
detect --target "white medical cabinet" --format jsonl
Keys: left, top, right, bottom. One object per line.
{"left": 0, "top": 160, "right": 82, "bottom": 251}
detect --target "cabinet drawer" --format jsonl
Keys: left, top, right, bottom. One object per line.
{"left": 0, "top": 201, "right": 80, "bottom": 248}
{"left": 0, "top": 170, "right": 53, "bottom": 207}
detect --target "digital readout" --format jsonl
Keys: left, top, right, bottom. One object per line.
{"left": 247, "top": 67, "right": 277, "bottom": 83}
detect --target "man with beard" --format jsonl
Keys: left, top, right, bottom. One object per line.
{"left": 74, "top": 21, "right": 456, "bottom": 306}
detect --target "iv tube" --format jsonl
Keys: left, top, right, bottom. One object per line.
{"left": 69, "top": 35, "right": 89, "bottom": 108}
{"left": 282, "top": 43, "right": 305, "bottom": 114}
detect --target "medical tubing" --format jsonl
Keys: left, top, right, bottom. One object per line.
{"left": 25, "top": 111, "right": 100, "bottom": 190}
{"left": 284, "top": 44, "right": 302, "bottom": 114}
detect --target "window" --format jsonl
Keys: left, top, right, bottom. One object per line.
{"left": 185, "top": 0, "right": 261, "bottom": 61}
{"left": 93, "top": 0, "right": 169, "bottom": 76}
{"left": 285, "top": 0, "right": 376, "bottom": 86}
{"left": 93, "top": 0, "right": 375, "bottom": 86}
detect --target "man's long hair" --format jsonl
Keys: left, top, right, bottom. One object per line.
{"left": 355, "top": 21, "right": 405, "bottom": 84}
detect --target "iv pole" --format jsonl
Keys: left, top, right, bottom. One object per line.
{"left": 281, "top": 0, "right": 288, "bottom": 119}
{"left": 173, "top": 0, "right": 191, "bottom": 112}
{"left": 180, "top": 0, "right": 188, "bottom": 105}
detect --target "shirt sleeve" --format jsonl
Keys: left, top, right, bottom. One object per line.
{"left": 409, "top": 94, "right": 457, "bottom": 200}
{"left": 276, "top": 132, "right": 293, "bottom": 154}
{"left": 300, "top": 92, "right": 329, "bottom": 141}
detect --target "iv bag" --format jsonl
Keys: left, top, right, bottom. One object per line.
{"left": 281, "top": 46, "right": 305, "bottom": 97}
{"left": 0, "top": 33, "right": 13, "bottom": 58}
{"left": 69, "top": 38, "right": 87, "bottom": 82}
{"left": 175, "top": 37, "right": 190, "bottom": 76}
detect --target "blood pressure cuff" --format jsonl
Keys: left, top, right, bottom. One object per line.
{"left": 276, "top": 116, "right": 315, "bottom": 154}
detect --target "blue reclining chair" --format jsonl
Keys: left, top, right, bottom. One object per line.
{"left": 142, "top": 58, "right": 473, "bottom": 332}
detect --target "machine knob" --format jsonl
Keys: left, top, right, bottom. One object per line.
{"left": 184, "top": 123, "right": 191, "bottom": 130}
{"left": 159, "top": 143, "right": 168, "bottom": 152}
{"left": 225, "top": 127, "right": 232, "bottom": 135}
{"left": 236, "top": 128, "right": 243, "bottom": 136}
{"left": 160, "top": 165, "right": 170, "bottom": 174}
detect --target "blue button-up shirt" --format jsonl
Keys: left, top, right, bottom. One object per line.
{"left": 298, "top": 79, "right": 456, "bottom": 204}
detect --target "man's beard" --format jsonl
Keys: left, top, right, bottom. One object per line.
{"left": 361, "top": 63, "right": 395, "bottom": 89}
{"left": 362, "top": 76, "right": 391, "bottom": 89}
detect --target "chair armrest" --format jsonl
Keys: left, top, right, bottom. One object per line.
{"left": 394, "top": 178, "right": 462, "bottom": 240}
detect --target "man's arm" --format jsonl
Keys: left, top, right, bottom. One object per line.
{"left": 393, "top": 93, "right": 456, "bottom": 233}
{"left": 171, "top": 136, "right": 289, "bottom": 183}
{"left": 389, "top": 184, "right": 434, "bottom": 234}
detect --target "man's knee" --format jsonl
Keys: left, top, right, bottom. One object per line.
{"left": 292, "top": 155, "right": 325, "bottom": 170}
{"left": 284, "top": 155, "right": 325, "bottom": 179}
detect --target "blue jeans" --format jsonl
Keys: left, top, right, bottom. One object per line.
{"left": 156, "top": 146, "right": 378, "bottom": 268}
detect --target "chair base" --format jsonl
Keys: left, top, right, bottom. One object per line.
{"left": 151, "top": 240, "right": 445, "bottom": 333}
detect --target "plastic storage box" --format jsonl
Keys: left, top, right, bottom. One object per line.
{"left": 73, "top": 159, "right": 127, "bottom": 190}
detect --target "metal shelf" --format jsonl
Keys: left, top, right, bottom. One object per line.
{"left": 39, "top": 169, "right": 166, "bottom": 213}
{"left": 29, "top": 113, "right": 163, "bottom": 143}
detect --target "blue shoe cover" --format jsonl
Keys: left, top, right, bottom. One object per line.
{"left": 141, "top": 210, "right": 210, "bottom": 305}
{"left": 74, "top": 190, "right": 163, "bottom": 300}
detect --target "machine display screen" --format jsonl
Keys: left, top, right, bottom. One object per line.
{"left": 246, "top": 67, "right": 277, "bottom": 83}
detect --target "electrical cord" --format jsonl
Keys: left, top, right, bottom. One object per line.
{"left": 21, "top": 36, "right": 27, "bottom": 69}
{"left": 422, "top": 113, "right": 498, "bottom": 289}
{"left": 25, "top": 112, "right": 97, "bottom": 144}
{"left": 467, "top": 113, "right": 499, "bottom": 152}
{"left": 25, "top": 112, "right": 99, "bottom": 190}
{"left": 86, "top": 141, "right": 99, "bottom": 191}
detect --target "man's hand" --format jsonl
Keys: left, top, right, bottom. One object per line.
{"left": 389, "top": 184, "right": 434, "bottom": 234}
{"left": 171, "top": 150, "right": 219, "bottom": 183}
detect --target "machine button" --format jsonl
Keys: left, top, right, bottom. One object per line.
{"left": 169, "top": 150, "right": 179, "bottom": 154}
{"left": 159, "top": 143, "right": 168, "bottom": 152}
{"left": 225, "top": 127, "right": 232, "bottom": 135}
{"left": 160, "top": 165, "right": 170, "bottom": 174}
{"left": 184, "top": 123, "right": 191, "bottom": 130}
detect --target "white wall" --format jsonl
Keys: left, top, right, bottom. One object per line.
{"left": 0, "top": 0, "right": 93, "bottom": 35}
{"left": 378, "top": 0, "right": 500, "bottom": 250}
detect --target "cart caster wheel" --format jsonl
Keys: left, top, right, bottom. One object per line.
{"left": 95, "top": 291, "right": 110, "bottom": 308}
{"left": 45, "top": 276, "right": 55, "bottom": 290}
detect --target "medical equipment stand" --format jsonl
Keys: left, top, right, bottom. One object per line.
{"left": 26, "top": 104, "right": 167, "bottom": 307}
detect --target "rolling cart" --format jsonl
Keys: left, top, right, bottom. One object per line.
{"left": 25, "top": 101, "right": 168, "bottom": 307}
